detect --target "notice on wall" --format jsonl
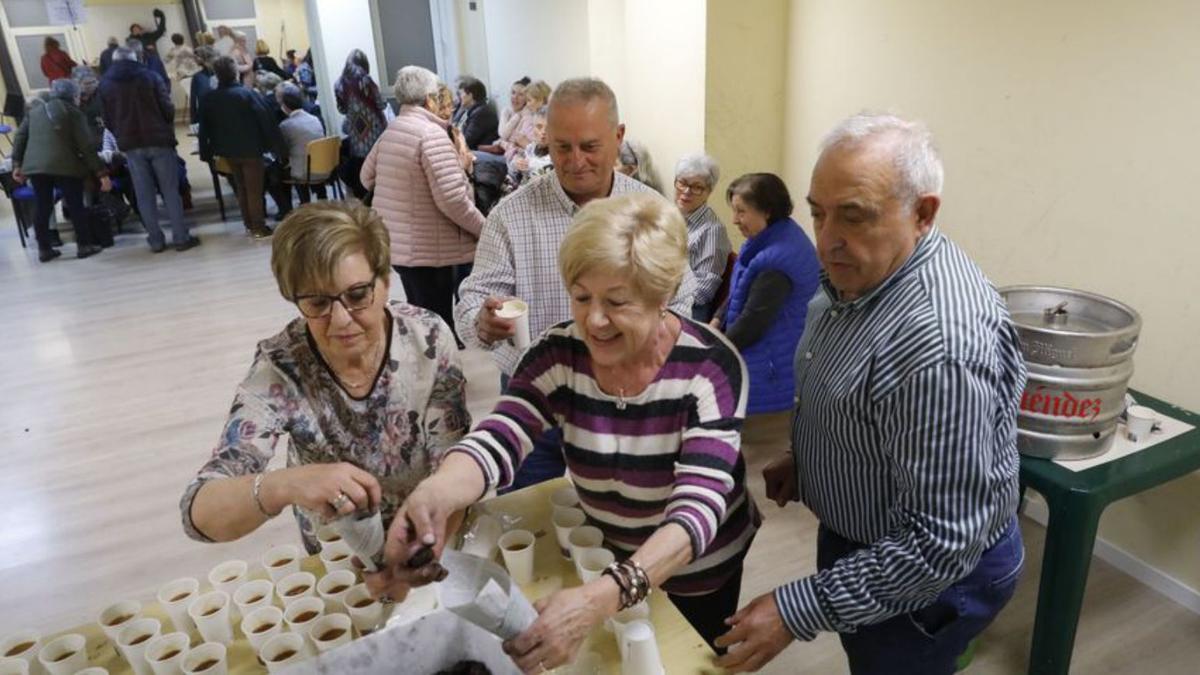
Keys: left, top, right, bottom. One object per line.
{"left": 45, "top": 0, "right": 86, "bottom": 26}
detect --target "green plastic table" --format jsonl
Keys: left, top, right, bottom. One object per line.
{"left": 1019, "top": 388, "right": 1200, "bottom": 674}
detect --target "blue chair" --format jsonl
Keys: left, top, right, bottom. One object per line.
{"left": 0, "top": 175, "right": 61, "bottom": 249}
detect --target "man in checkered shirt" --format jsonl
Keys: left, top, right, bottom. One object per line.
{"left": 453, "top": 77, "right": 696, "bottom": 490}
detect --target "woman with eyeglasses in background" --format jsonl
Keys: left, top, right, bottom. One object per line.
{"left": 179, "top": 201, "right": 470, "bottom": 569}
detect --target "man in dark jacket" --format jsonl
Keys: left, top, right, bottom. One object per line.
{"left": 128, "top": 9, "right": 167, "bottom": 50}
{"left": 454, "top": 76, "right": 499, "bottom": 149}
{"left": 99, "top": 46, "right": 196, "bottom": 252}
{"left": 197, "top": 56, "right": 285, "bottom": 238}
{"left": 99, "top": 37, "right": 120, "bottom": 75}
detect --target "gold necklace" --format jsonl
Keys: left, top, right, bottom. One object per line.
{"left": 335, "top": 340, "right": 384, "bottom": 390}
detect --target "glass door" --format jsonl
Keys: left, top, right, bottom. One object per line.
{"left": 0, "top": 0, "right": 89, "bottom": 93}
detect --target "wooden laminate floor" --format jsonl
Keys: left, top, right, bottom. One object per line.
{"left": 1, "top": 156, "right": 1198, "bottom": 673}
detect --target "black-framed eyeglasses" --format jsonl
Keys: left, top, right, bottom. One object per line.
{"left": 674, "top": 178, "right": 711, "bottom": 194}
{"left": 293, "top": 278, "right": 377, "bottom": 318}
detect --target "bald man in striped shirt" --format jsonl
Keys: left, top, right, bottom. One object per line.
{"left": 718, "top": 113, "right": 1027, "bottom": 674}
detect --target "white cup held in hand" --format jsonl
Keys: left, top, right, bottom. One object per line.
{"left": 276, "top": 572, "right": 317, "bottom": 608}
{"left": 0, "top": 658, "right": 28, "bottom": 675}
{"left": 206, "top": 560, "right": 247, "bottom": 599}
{"left": 241, "top": 606, "right": 285, "bottom": 655}
{"left": 143, "top": 631, "right": 189, "bottom": 675}
{"left": 551, "top": 507, "right": 586, "bottom": 559}
{"left": 157, "top": 578, "right": 200, "bottom": 635}
{"left": 343, "top": 584, "right": 383, "bottom": 634}
{"left": 36, "top": 633, "right": 88, "bottom": 675}
{"left": 460, "top": 513, "right": 503, "bottom": 560}
{"left": 495, "top": 299, "right": 531, "bottom": 350}
{"left": 180, "top": 642, "right": 226, "bottom": 675}
{"left": 610, "top": 601, "right": 651, "bottom": 647}
{"left": 498, "top": 529, "right": 536, "bottom": 585}
{"left": 316, "top": 570, "right": 357, "bottom": 615}
{"left": 97, "top": 600, "right": 142, "bottom": 645}
{"left": 315, "top": 524, "right": 343, "bottom": 549}
{"left": 116, "top": 618, "right": 161, "bottom": 675}
{"left": 1, "top": 630, "right": 41, "bottom": 667}
{"left": 233, "top": 579, "right": 275, "bottom": 616}
{"left": 318, "top": 541, "right": 356, "bottom": 574}
{"left": 576, "top": 548, "right": 615, "bottom": 584}
{"left": 186, "top": 591, "right": 233, "bottom": 646}
{"left": 260, "top": 632, "right": 311, "bottom": 673}
{"left": 261, "top": 545, "right": 301, "bottom": 583}
{"left": 619, "top": 620, "right": 665, "bottom": 675}
{"left": 1126, "top": 405, "right": 1160, "bottom": 442}
{"left": 308, "top": 614, "right": 353, "bottom": 652}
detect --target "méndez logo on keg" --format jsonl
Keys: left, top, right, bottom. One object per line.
{"left": 1020, "top": 386, "right": 1102, "bottom": 420}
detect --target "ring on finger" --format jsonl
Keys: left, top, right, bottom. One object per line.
{"left": 330, "top": 492, "right": 350, "bottom": 511}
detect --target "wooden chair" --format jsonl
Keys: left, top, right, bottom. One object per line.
{"left": 283, "top": 136, "right": 344, "bottom": 201}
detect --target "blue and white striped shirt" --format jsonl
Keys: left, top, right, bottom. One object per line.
{"left": 773, "top": 227, "right": 1027, "bottom": 640}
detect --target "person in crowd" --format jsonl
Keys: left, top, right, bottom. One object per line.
{"left": 334, "top": 49, "right": 388, "bottom": 199}
{"left": 616, "top": 139, "right": 663, "bottom": 193}
{"left": 255, "top": 71, "right": 284, "bottom": 114}
{"left": 125, "top": 39, "right": 168, "bottom": 85}
{"left": 383, "top": 193, "right": 756, "bottom": 664}
{"left": 231, "top": 31, "right": 256, "bottom": 87}
{"left": 674, "top": 154, "right": 732, "bottom": 321}
{"left": 278, "top": 83, "right": 328, "bottom": 204}
{"left": 71, "top": 64, "right": 104, "bottom": 147}
{"left": 165, "top": 33, "right": 200, "bottom": 86}
{"left": 197, "top": 55, "right": 283, "bottom": 239}
{"left": 99, "top": 36, "right": 120, "bottom": 74}
{"left": 361, "top": 65, "right": 484, "bottom": 339}
{"left": 100, "top": 46, "right": 197, "bottom": 252}
{"left": 497, "top": 75, "right": 530, "bottom": 130}
{"left": 712, "top": 173, "right": 818, "bottom": 416}
{"left": 295, "top": 49, "right": 317, "bottom": 100}
{"left": 477, "top": 79, "right": 549, "bottom": 166}
{"left": 454, "top": 78, "right": 696, "bottom": 491}
{"left": 453, "top": 75, "right": 499, "bottom": 150}
{"left": 41, "top": 36, "right": 76, "bottom": 82}
{"left": 213, "top": 25, "right": 234, "bottom": 55}
{"left": 283, "top": 49, "right": 298, "bottom": 77}
{"left": 253, "top": 39, "right": 289, "bottom": 79}
{"left": 716, "top": 114, "right": 1027, "bottom": 675}
{"left": 436, "top": 83, "right": 474, "bottom": 174}
{"left": 179, "top": 201, "right": 470, "bottom": 562}
{"left": 11, "top": 79, "right": 110, "bottom": 262}
{"left": 194, "top": 31, "right": 216, "bottom": 47}
{"left": 127, "top": 8, "right": 166, "bottom": 50}
{"left": 507, "top": 108, "right": 551, "bottom": 186}
{"left": 189, "top": 45, "right": 217, "bottom": 124}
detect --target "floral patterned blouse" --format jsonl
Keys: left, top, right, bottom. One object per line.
{"left": 180, "top": 302, "right": 470, "bottom": 553}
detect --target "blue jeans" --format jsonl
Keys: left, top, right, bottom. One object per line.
{"left": 126, "top": 146, "right": 188, "bottom": 247}
{"left": 497, "top": 374, "right": 567, "bottom": 493}
{"left": 819, "top": 518, "right": 1023, "bottom": 675}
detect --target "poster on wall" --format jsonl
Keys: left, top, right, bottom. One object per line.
{"left": 45, "top": 0, "right": 86, "bottom": 26}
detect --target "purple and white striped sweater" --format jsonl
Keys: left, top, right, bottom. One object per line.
{"left": 450, "top": 315, "right": 760, "bottom": 595}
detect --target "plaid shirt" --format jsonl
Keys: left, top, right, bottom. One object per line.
{"left": 685, "top": 204, "right": 733, "bottom": 306}
{"left": 453, "top": 171, "right": 697, "bottom": 375}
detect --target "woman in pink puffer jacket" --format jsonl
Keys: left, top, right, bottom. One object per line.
{"left": 361, "top": 65, "right": 485, "bottom": 341}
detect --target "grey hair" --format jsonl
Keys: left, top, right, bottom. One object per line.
{"left": 549, "top": 77, "right": 619, "bottom": 127}
{"left": 49, "top": 78, "right": 79, "bottom": 102}
{"left": 255, "top": 71, "right": 283, "bottom": 93}
{"left": 674, "top": 153, "right": 720, "bottom": 188}
{"left": 113, "top": 47, "right": 138, "bottom": 62}
{"left": 820, "top": 112, "right": 944, "bottom": 202}
{"left": 392, "top": 65, "right": 439, "bottom": 106}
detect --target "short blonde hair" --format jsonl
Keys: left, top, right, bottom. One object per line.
{"left": 270, "top": 202, "right": 391, "bottom": 300}
{"left": 255, "top": 39, "right": 270, "bottom": 56}
{"left": 525, "top": 80, "right": 551, "bottom": 106}
{"left": 559, "top": 193, "right": 687, "bottom": 306}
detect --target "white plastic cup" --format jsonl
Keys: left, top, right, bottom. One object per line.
{"left": 75, "top": 669, "right": 108, "bottom": 675}
{"left": 97, "top": 600, "right": 142, "bottom": 645}
{"left": 180, "top": 642, "right": 227, "bottom": 675}
{"left": 157, "top": 578, "right": 200, "bottom": 635}
{"left": 315, "top": 525, "right": 343, "bottom": 549}
{"left": 261, "top": 545, "right": 301, "bottom": 583}
{"left": 551, "top": 507, "right": 586, "bottom": 559}
{"left": 568, "top": 526, "right": 604, "bottom": 572}
{"left": 116, "top": 618, "right": 161, "bottom": 675}
{"left": 36, "top": 634, "right": 88, "bottom": 675}
{"left": 550, "top": 485, "right": 580, "bottom": 510}
{"left": 206, "top": 560, "right": 248, "bottom": 599}
{"left": 186, "top": 592, "right": 233, "bottom": 646}
{"left": 495, "top": 298, "right": 531, "bottom": 349}
{"left": 144, "top": 631, "right": 190, "bottom": 675}
{"left": 316, "top": 570, "right": 357, "bottom": 615}
{"left": 343, "top": 584, "right": 383, "bottom": 634}
{"left": 308, "top": 614, "right": 353, "bottom": 652}
{"left": 619, "top": 620, "right": 664, "bottom": 675}
{"left": 611, "top": 601, "right": 652, "bottom": 649}
{"left": 0, "top": 658, "right": 28, "bottom": 675}
{"left": 276, "top": 572, "right": 317, "bottom": 608}
{"left": 576, "top": 548, "right": 615, "bottom": 584}
{"left": 317, "top": 541, "right": 356, "bottom": 574}
{"left": 459, "top": 513, "right": 503, "bottom": 560}
{"left": 1126, "top": 405, "right": 1160, "bottom": 442}
{"left": 283, "top": 597, "right": 325, "bottom": 646}
{"left": 1, "top": 630, "right": 41, "bottom": 667}
{"left": 240, "top": 606, "right": 284, "bottom": 655}
{"left": 260, "top": 632, "right": 311, "bottom": 673}
{"left": 233, "top": 579, "right": 275, "bottom": 617}
{"left": 498, "top": 529, "right": 536, "bottom": 585}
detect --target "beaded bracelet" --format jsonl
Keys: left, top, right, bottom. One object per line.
{"left": 602, "top": 559, "right": 652, "bottom": 610}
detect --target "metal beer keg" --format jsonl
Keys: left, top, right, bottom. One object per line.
{"left": 1000, "top": 286, "right": 1141, "bottom": 460}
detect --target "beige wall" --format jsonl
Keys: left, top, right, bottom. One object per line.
{"left": 256, "top": 0, "right": 310, "bottom": 58}
{"left": 783, "top": 0, "right": 1200, "bottom": 595}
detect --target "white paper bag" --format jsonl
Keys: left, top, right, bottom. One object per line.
{"left": 438, "top": 550, "right": 538, "bottom": 641}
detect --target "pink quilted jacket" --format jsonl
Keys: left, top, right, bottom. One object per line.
{"left": 361, "top": 105, "right": 485, "bottom": 266}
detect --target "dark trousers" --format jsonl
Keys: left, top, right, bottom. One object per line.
{"left": 341, "top": 155, "right": 368, "bottom": 200}
{"left": 30, "top": 174, "right": 94, "bottom": 251}
{"left": 296, "top": 184, "right": 328, "bottom": 204}
{"left": 225, "top": 157, "right": 266, "bottom": 230}
{"left": 819, "top": 518, "right": 1023, "bottom": 675}
{"left": 264, "top": 160, "right": 293, "bottom": 218}
{"left": 393, "top": 264, "right": 461, "bottom": 336}
{"left": 668, "top": 565, "right": 744, "bottom": 652}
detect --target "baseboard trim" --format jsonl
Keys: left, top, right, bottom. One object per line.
{"left": 1021, "top": 494, "right": 1200, "bottom": 616}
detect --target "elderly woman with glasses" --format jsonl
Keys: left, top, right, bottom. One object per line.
{"left": 674, "top": 153, "right": 732, "bottom": 321}
{"left": 179, "top": 201, "right": 471, "bottom": 560}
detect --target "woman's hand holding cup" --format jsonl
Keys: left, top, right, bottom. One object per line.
{"left": 263, "top": 462, "right": 382, "bottom": 520}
